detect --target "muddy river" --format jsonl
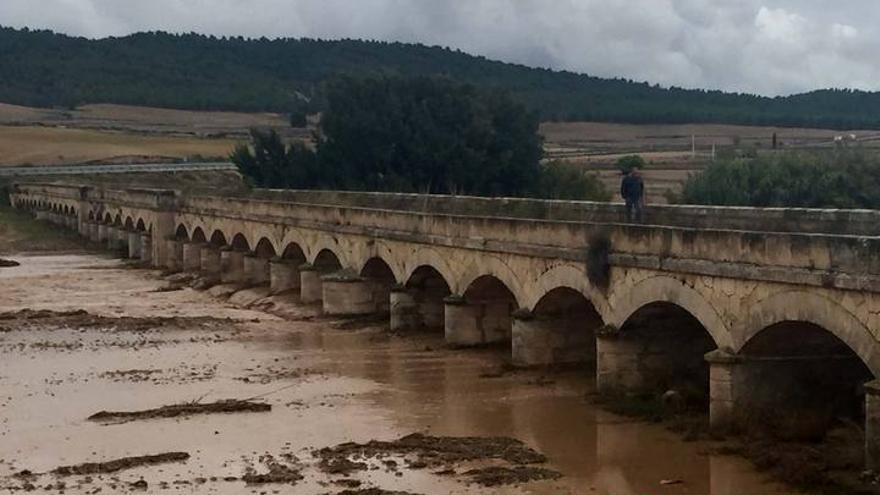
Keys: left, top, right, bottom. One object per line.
{"left": 0, "top": 254, "right": 799, "bottom": 494}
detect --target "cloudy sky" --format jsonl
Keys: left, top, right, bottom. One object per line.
{"left": 2, "top": 0, "right": 877, "bottom": 96}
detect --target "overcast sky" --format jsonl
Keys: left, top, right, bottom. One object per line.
{"left": 2, "top": 0, "right": 877, "bottom": 96}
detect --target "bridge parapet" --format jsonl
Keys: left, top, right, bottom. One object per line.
{"left": 182, "top": 193, "right": 880, "bottom": 292}
{"left": 254, "top": 189, "right": 880, "bottom": 236}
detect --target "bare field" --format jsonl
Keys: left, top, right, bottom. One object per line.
{"left": 0, "top": 103, "right": 296, "bottom": 139}
{"left": 539, "top": 121, "right": 874, "bottom": 155}
{"left": 0, "top": 126, "right": 239, "bottom": 166}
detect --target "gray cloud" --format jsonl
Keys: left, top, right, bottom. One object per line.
{"left": 1, "top": 0, "right": 878, "bottom": 95}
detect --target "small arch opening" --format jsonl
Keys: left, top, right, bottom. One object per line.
{"left": 460, "top": 275, "right": 519, "bottom": 345}
{"left": 175, "top": 224, "right": 189, "bottom": 241}
{"left": 521, "top": 287, "right": 604, "bottom": 367}
{"left": 231, "top": 234, "right": 250, "bottom": 252}
{"left": 611, "top": 302, "right": 716, "bottom": 409}
{"left": 740, "top": 321, "right": 873, "bottom": 440}
{"left": 360, "top": 257, "right": 397, "bottom": 313}
{"left": 314, "top": 249, "right": 342, "bottom": 273}
{"left": 191, "top": 227, "right": 207, "bottom": 244}
{"left": 403, "top": 265, "right": 451, "bottom": 331}
{"left": 255, "top": 238, "right": 277, "bottom": 258}
{"left": 209, "top": 230, "right": 228, "bottom": 247}
{"left": 282, "top": 243, "right": 307, "bottom": 264}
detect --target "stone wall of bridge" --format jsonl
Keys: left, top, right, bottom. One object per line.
{"left": 11, "top": 182, "right": 880, "bottom": 469}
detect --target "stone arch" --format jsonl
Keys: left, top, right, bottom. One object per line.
{"left": 456, "top": 255, "right": 526, "bottom": 305}
{"left": 308, "top": 236, "right": 347, "bottom": 267}
{"left": 448, "top": 274, "right": 520, "bottom": 346}
{"left": 402, "top": 248, "right": 457, "bottom": 294}
{"left": 209, "top": 230, "right": 227, "bottom": 247}
{"left": 281, "top": 242, "right": 307, "bottom": 263}
{"left": 514, "top": 286, "right": 605, "bottom": 367}
{"left": 136, "top": 219, "right": 147, "bottom": 232}
{"left": 88, "top": 211, "right": 95, "bottom": 221}
{"left": 230, "top": 233, "right": 250, "bottom": 252}
{"left": 738, "top": 290, "right": 880, "bottom": 376}
{"left": 314, "top": 248, "right": 343, "bottom": 272}
{"left": 360, "top": 257, "right": 398, "bottom": 313}
{"left": 609, "top": 275, "right": 732, "bottom": 351}
{"left": 526, "top": 263, "right": 611, "bottom": 320}
{"left": 174, "top": 224, "right": 189, "bottom": 240}
{"left": 397, "top": 265, "right": 453, "bottom": 332}
{"left": 113, "top": 214, "right": 122, "bottom": 226}
{"left": 254, "top": 237, "right": 277, "bottom": 258}
{"left": 244, "top": 225, "right": 282, "bottom": 257}
{"left": 124, "top": 217, "right": 134, "bottom": 230}
{"left": 103, "top": 213, "right": 113, "bottom": 224}
{"left": 191, "top": 227, "right": 207, "bottom": 244}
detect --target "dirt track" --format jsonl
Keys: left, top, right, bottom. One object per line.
{"left": 0, "top": 253, "right": 797, "bottom": 494}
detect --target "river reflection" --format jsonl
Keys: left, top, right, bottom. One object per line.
{"left": 270, "top": 330, "right": 798, "bottom": 495}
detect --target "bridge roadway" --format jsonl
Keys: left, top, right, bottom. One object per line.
{"left": 11, "top": 182, "right": 880, "bottom": 469}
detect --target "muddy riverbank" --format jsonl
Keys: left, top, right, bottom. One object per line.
{"left": 0, "top": 253, "right": 800, "bottom": 494}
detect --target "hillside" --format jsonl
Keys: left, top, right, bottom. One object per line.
{"left": 3, "top": 27, "right": 880, "bottom": 129}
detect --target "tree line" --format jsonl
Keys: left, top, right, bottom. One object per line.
{"left": 4, "top": 27, "right": 880, "bottom": 129}
{"left": 232, "top": 76, "right": 609, "bottom": 201}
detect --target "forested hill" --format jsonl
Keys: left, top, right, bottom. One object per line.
{"left": 3, "top": 26, "right": 880, "bottom": 129}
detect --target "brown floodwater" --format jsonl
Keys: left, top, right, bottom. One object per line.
{"left": 0, "top": 254, "right": 800, "bottom": 494}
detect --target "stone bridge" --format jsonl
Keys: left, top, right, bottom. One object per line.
{"left": 10, "top": 182, "right": 880, "bottom": 468}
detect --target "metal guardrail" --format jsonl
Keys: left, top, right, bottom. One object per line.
{"left": 0, "top": 162, "right": 237, "bottom": 177}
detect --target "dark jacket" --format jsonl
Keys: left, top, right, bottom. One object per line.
{"left": 621, "top": 174, "right": 644, "bottom": 202}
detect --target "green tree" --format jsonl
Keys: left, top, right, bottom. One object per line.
{"left": 616, "top": 155, "right": 646, "bottom": 174}
{"left": 536, "top": 160, "right": 610, "bottom": 201}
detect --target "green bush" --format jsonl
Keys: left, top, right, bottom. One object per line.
{"left": 679, "top": 151, "right": 880, "bottom": 209}
{"left": 536, "top": 160, "right": 610, "bottom": 201}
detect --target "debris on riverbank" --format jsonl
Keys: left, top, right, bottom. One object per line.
{"left": 0, "top": 308, "right": 237, "bottom": 333}
{"left": 242, "top": 462, "right": 304, "bottom": 484}
{"left": 0, "top": 258, "right": 20, "bottom": 267}
{"left": 463, "top": 466, "right": 562, "bottom": 486}
{"left": 51, "top": 452, "right": 190, "bottom": 476}
{"left": 315, "top": 433, "right": 547, "bottom": 470}
{"left": 314, "top": 433, "right": 557, "bottom": 487}
{"left": 88, "top": 399, "right": 271, "bottom": 423}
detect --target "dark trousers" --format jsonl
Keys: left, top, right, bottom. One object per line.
{"left": 625, "top": 198, "right": 643, "bottom": 222}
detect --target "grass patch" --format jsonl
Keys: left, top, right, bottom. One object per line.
{"left": 0, "top": 206, "right": 86, "bottom": 254}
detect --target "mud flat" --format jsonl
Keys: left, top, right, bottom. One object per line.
{"left": 0, "top": 253, "right": 800, "bottom": 494}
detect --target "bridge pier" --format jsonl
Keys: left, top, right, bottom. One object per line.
{"left": 242, "top": 254, "right": 270, "bottom": 286}
{"left": 269, "top": 258, "right": 300, "bottom": 294}
{"left": 110, "top": 227, "right": 128, "bottom": 256}
{"left": 87, "top": 222, "right": 99, "bottom": 243}
{"left": 443, "top": 295, "right": 511, "bottom": 347}
{"left": 511, "top": 310, "right": 596, "bottom": 367}
{"left": 220, "top": 248, "right": 245, "bottom": 284}
{"left": 322, "top": 273, "right": 378, "bottom": 316}
{"left": 390, "top": 288, "right": 419, "bottom": 332}
{"left": 140, "top": 234, "right": 153, "bottom": 265}
{"left": 200, "top": 245, "right": 222, "bottom": 282}
{"left": 299, "top": 265, "right": 322, "bottom": 304}
{"left": 182, "top": 242, "right": 203, "bottom": 272}
{"left": 866, "top": 381, "right": 880, "bottom": 472}
{"left": 97, "top": 224, "right": 110, "bottom": 244}
{"left": 165, "top": 238, "right": 184, "bottom": 272}
{"left": 127, "top": 231, "right": 142, "bottom": 259}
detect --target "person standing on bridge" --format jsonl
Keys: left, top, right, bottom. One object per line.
{"left": 620, "top": 167, "right": 645, "bottom": 222}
